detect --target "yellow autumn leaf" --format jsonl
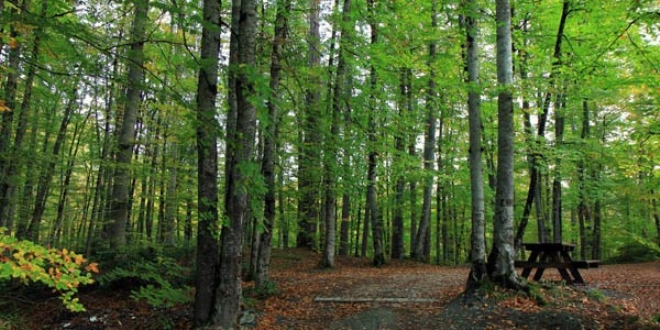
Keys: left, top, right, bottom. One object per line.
{"left": 85, "top": 262, "right": 99, "bottom": 273}
{"left": 0, "top": 100, "right": 10, "bottom": 112}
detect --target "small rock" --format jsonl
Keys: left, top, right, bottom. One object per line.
{"left": 240, "top": 310, "right": 257, "bottom": 327}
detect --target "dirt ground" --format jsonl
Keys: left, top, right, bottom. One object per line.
{"left": 259, "top": 249, "right": 660, "bottom": 330}
{"left": 6, "top": 248, "right": 660, "bottom": 329}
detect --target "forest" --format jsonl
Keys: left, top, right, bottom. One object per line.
{"left": 1, "top": 0, "right": 659, "bottom": 328}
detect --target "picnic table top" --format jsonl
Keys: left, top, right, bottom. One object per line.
{"left": 521, "top": 242, "right": 576, "bottom": 252}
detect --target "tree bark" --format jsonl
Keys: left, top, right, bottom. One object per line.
{"left": 213, "top": 0, "right": 258, "bottom": 327}
{"left": 0, "top": 0, "right": 27, "bottom": 232}
{"left": 107, "top": 0, "right": 149, "bottom": 249}
{"left": 487, "top": 0, "right": 525, "bottom": 290}
{"left": 462, "top": 0, "right": 487, "bottom": 291}
{"left": 366, "top": 0, "right": 385, "bottom": 267}
{"left": 192, "top": 0, "right": 222, "bottom": 325}
{"left": 392, "top": 68, "right": 407, "bottom": 260}
{"left": 412, "top": 0, "right": 438, "bottom": 263}
{"left": 256, "top": 0, "right": 290, "bottom": 288}
{"left": 297, "top": 0, "right": 322, "bottom": 250}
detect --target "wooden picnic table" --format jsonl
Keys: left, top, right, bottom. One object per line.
{"left": 514, "top": 242, "right": 599, "bottom": 285}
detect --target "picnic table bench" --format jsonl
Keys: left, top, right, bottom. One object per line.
{"left": 514, "top": 242, "right": 600, "bottom": 285}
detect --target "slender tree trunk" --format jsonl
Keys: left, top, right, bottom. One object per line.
{"left": 578, "top": 100, "right": 592, "bottom": 259}
{"left": 27, "top": 85, "right": 77, "bottom": 241}
{"left": 360, "top": 196, "right": 369, "bottom": 257}
{"left": 163, "top": 148, "right": 178, "bottom": 246}
{"left": 592, "top": 199, "right": 602, "bottom": 259}
{"left": 52, "top": 116, "right": 85, "bottom": 246}
{"left": 192, "top": 0, "right": 222, "bottom": 325}
{"left": 297, "top": 0, "right": 322, "bottom": 250}
{"left": 391, "top": 70, "right": 407, "bottom": 260}
{"left": 256, "top": 0, "right": 290, "bottom": 288}
{"left": 107, "top": 0, "right": 149, "bottom": 248}
{"left": 487, "top": 0, "right": 525, "bottom": 290}
{"left": 552, "top": 90, "right": 566, "bottom": 243}
{"left": 515, "top": 1, "right": 570, "bottom": 246}
{"left": 413, "top": 1, "right": 438, "bottom": 263}
{"left": 406, "top": 70, "right": 418, "bottom": 257}
{"left": 366, "top": 0, "right": 385, "bottom": 267}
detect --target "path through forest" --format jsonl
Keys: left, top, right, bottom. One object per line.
{"left": 13, "top": 248, "right": 660, "bottom": 329}
{"left": 260, "top": 249, "right": 660, "bottom": 330}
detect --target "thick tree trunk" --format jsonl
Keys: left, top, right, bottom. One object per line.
{"left": 487, "top": 0, "right": 525, "bottom": 290}
{"left": 192, "top": 0, "right": 222, "bottom": 325}
{"left": 462, "top": 0, "right": 487, "bottom": 291}
{"left": 107, "top": 0, "right": 149, "bottom": 249}
{"left": 214, "top": 0, "right": 258, "bottom": 327}
{"left": 0, "top": 4, "right": 22, "bottom": 231}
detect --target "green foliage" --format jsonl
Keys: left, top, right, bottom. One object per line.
{"left": 248, "top": 280, "right": 279, "bottom": 299}
{"left": 96, "top": 245, "right": 194, "bottom": 309}
{"left": 607, "top": 241, "right": 660, "bottom": 264}
{"left": 586, "top": 288, "right": 606, "bottom": 303}
{"left": 0, "top": 229, "right": 98, "bottom": 311}
{"left": 652, "top": 313, "right": 660, "bottom": 324}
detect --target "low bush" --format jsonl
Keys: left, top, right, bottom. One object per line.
{"left": 0, "top": 228, "right": 98, "bottom": 311}
{"left": 96, "top": 244, "right": 194, "bottom": 308}
{"left": 607, "top": 241, "right": 659, "bottom": 264}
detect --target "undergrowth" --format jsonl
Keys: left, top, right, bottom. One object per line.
{"left": 96, "top": 244, "right": 194, "bottom": 309}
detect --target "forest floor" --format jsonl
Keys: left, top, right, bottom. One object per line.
{"left": 3, "top": 248, "right": 660, "bottom": 329}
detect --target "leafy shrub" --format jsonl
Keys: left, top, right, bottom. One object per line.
{"left": 607, "top": 241, "right": 659, "bottom": 264}
{"left": 0, "top": 229, "right": 98, "bottom": 311}
{"left": 97, "top": 245, "right": 194, "bottom": 308}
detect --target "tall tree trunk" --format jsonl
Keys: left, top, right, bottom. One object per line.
{"left": 107, "top": 0, "right": 149, "bottom": 249}
{"left": 52, "top": 117, "right": 85, "bottom": 247}
{"left": 552, "top": 90, "right": 566, "bottom": 243}
{"left": 360, "top": 196, "right": 370, "bottom": 257}
{"left": 0, "top": 1, "right": 23, "bottom": 231}
{"left": 366, "top": 0, "right": 385, "bottom": 267}
{"left": 391, "top": 68, "right": 408, "bottom": 260}
{"left": 214, "top": 0, "right": 258, "bottom": 327}
{"left": 163, "top": 148, "right": 178, "bottom": 246}
{"left": 413, "top": 1, "right": 438, "bottom": 263}
{"left": 578, "top": 99, "right": 592, "bottom": 260}
{"left": 256, "top": 0, "right": 290, "bottom": 288}
{"left": 463, "top": 0, "right": 487, "bottom": 291}
{"left": 487, "top": 0, "right": 525, "bottom": 290}
{"left": 192, "top": 0, "right": 222, "bottom": 325}
{"left": 297, "top": 0, "right": 322, "bottom": 250}
{"left": 405, "top": 68, "right": 418, "bottom": 257}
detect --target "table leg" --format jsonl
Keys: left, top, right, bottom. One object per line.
{"left": 521, "top": 250, "right": 540, "bottom": 279}
{"left": 532, "top": 252, "right": 547, "bottom": 281}
{"left": 561, "top": 251, "right": 586, "bottom": 285}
